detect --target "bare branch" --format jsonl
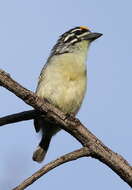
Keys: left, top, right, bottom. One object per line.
{"left": 12, "top": 147, "right": 90, "bottom": 190}
{"left": 0, "top": 69, "right": 132, "bottom": 187}
{"left": 0, "top": 110, "right": 39, "bottom": 126}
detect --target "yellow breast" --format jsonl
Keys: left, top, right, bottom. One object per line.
{"left": 36, "top": 43, "right": 88, "bottom": 114}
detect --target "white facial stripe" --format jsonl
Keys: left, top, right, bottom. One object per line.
{"left": 63, "top": 31, "right": 90, "bottom": 45}
{"left": 68, "top": 38, "right": 78, "bottom": 44}
{"left": 70, "top": 28, "right": 82, "bottom": 33}
{"left": 64, "top": 33, "right": 75, "bottom": 42}
{"left": 76, "top": 31, "right": 90, "bottom": 38}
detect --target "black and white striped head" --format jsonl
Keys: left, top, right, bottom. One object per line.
{"left": 50, "top": 26, "right": 102, "bottom": 56}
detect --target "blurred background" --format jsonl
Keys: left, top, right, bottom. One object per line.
{"left": 0, "top": 0, "right": 132, "bottom": 189}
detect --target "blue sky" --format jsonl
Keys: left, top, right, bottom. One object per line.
{"left": 0, "top": 0, "right": 132, "bottom": 189}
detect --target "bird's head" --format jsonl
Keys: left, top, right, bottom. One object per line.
{"left": 51, "top": 26, "right": 102, "bottom": 56}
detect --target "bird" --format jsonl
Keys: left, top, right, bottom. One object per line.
{"left": 32, "top": 26, "right": 102, "bottom": 162}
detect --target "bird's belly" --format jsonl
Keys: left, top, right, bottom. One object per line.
{"left": 36, "top": 53, "right": 87, "bottom": 114}
{"left": 54, "top": 79, "right": 86, "bottom": 113}
{"left": 37, "top": 78, "right": 86, "bottom": 114}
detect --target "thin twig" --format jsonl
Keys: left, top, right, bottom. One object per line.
{"left": 0, "top": 110, "right": 40, "bottom": 126}
{"left": 13, "top": 147, "right": 90, "bottom": 190}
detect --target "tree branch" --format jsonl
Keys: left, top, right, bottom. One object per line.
{"left": 0, "top": 110, "right": 40, "bottom": 126}
{"left": 0, "top": 69, "right": 132, "bottom": 188}
{"left": 13, "top": 147, "right": 90, "bottom": 190}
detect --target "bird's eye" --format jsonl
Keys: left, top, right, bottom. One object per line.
{"left": 75, "top": 30, "right": 84, "bottom": 35}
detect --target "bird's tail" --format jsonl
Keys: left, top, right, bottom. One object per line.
{"left": 32, "top": 134, "right": 52, "bottom": 163}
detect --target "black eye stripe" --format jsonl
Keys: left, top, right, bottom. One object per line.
{"left": 74, "top": 30, "right": 86, "bottom": 35}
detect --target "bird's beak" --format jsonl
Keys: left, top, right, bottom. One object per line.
{"left": 84, "top": 32, "right": 103, "bottom": 41}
